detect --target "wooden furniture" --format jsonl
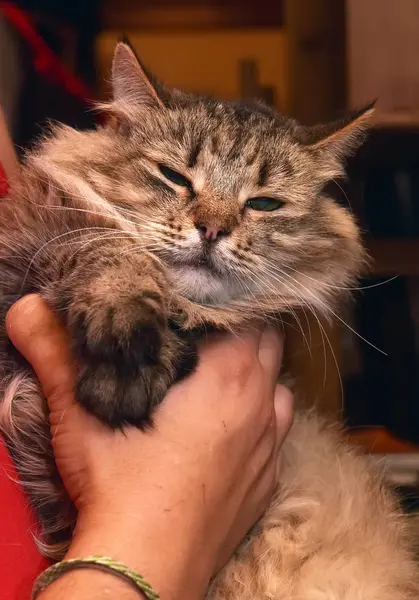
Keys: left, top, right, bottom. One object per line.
{"left": 368, "top": 239, "right": 419, "bottom": 277}
{"left": 347, "top": 0, "right": 419, "bottom": 114}
{"left": 97, "top": 0, "right": 346, "bottom": 122}
{"left": 101, "top": 0, "right": 283, "bottom": 31}
{"left": 285, "top": 0, "right": 345, "bottom": 123}
{"left": 346, "top": 0, "right": 419, "bottom": 452}
{"left": 96, "top": 29, "right": 289, "bottom": 111}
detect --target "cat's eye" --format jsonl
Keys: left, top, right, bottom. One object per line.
{"left": 159, "top": 164, "right": 191, "bottom": 188}
{"left": 245, "top": 197, "right": 284, "bottom": 212}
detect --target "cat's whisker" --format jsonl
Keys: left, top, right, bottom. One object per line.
{"left": 30, "top": 228, "right": 165, "bottom": 289}
{"left": 228, "top": 261, "right": 309, "bottom": 351}
{"left": 246, "top": 264, "right": 312, "bottom": 347}
{"left": 62, "top": 233, "right": 145, "bottom": 265}
{"left": 57, "top": 230, "right": 153, "bottom": 260}
{"left": 227, "top": 270, "right": 273, "bottom": 314}
{"left": 34, "top": 202, "right": 140, "bottom": 230}
{"left": 19, "top": 227, "right": 131, "bottom": 293}
{"left": 22, "top": 173, "right": 136, "bottom": 229}
{"left": 254, "top": 263, "right": 334, "bottom": 398}
{"left": 23, "top": 173, "right": 199, "bottom": 242}
{"left": 25, "top": 174, "right": 178, "bottom": 235}
{"left": 113, "top": 243, "right": 169, "bottom": 273}
{"left": 227, "top": 269, "right": 272, "bottom": 322}
{"left": 285, "top": 263, "right": 399, "bottom": 292}
{"left": 261, "top": 259, "right": 387, "bottom": 356}
{"left": 246, "top": 264, "right": 313, "bottom": 358}
{"left": 258, "top": 262, "right": 373, "bottom": 405}
{"left": 116, "top": 239, "right": 176, "bottom": 261}
{"left": 27, "top": 197, "right": 166, "bottom": 237}
{"left": 304, "top": 303, "right": 342, "bottom": 406}
{"left": 330, "top": 178, "right": 353, "bottom": 211}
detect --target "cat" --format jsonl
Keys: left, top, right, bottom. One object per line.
{"left": 0, "top": 41, "right": 418, "bottom": 598}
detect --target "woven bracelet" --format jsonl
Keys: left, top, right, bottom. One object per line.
{"left": 31, "top": 555, "right": 160, "bottom": 600}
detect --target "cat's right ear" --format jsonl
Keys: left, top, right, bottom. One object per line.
{"left": 111, "top": 40, "right": 164, "bottom": 109}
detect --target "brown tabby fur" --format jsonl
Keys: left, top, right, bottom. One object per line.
{"left": 0, "top": 42, "right": 418, "bottom": 597}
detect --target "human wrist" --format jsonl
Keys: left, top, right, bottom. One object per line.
{"left": 37, "top": 568, "right": 148, "bottom": 600}
{"left": 70, "top": 498, "right": 213, "bottom": 600}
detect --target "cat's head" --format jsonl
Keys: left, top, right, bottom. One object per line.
{"left": 36, "top": 41, "right": 372, "bottom": 318}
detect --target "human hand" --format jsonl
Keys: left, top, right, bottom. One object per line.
{"left": 6, "top": 295, "right": 293, "bottom": 599}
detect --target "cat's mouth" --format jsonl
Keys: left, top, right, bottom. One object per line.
{"left": 168, "top": 247, "right": 225, "bottom": 278}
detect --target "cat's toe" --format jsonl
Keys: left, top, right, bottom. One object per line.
{"left": 71, "top": 296, "right": 166, "bottom": 370}
{"left": 76, "top": 362, "right": 170, "bottom": 428}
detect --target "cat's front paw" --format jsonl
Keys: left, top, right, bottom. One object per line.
{"left": 72, "top": 286, "right": 167, "bottom": 371}
{"left": 76, "top": 359, "right": 173, "bottom": 427}
{"left": 68, "top": 262, "right": 177, "bottom": 427}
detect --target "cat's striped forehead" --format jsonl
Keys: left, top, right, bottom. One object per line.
{"left": 167, "top": 98, "right": 294, "bottom": 168}
{"left": 137, "top": 98, "right": 306, "bottom": 201}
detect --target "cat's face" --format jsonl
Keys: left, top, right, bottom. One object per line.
{"left": 106, "top": 103, "right": 364, "bottom": 312}
{"left": 38, "top": 42, "right": 369, "bottom": 316}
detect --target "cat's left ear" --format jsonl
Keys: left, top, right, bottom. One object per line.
{"left": 111, "top": 39, "right": 164, "bottom": 109}
{"left": 302, "top": 102, "right": 375, "bottom": 159}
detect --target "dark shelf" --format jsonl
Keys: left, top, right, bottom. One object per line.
{"left": 100, "top": 0, "right": 284, "bottom": 31}
{"left": 367, "top": 238, "right": 419, "bottom": 276}
{"left": 372, "top": 110, "right": 419, "bottom": 130}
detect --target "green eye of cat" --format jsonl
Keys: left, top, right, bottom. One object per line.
{"left": 245, "top": 197, "right": 284, "bottom": 212}
{"left": 159, "top": 164, "right": 191, "bottom": 188}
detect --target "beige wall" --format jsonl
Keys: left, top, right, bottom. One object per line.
{"left": 96, "top": 29, "right": 289, "bottom": 111}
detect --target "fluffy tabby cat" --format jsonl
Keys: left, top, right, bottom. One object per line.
{"left": 0, "top": 42, "right": 418, "bottom": 598}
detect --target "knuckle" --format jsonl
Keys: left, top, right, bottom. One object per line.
{"left": 234, "top": 359, "right": 254, "bottom": 383}
{"left": 225, "top": 353, "right": 256, "bottom": 385}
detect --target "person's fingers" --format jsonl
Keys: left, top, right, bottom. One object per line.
{"left": 269, "top": 384, "right": 293, "bottom": 485}
{"left": 258, "top": 326, "right": 284, "bottom": 385}
{"left": 230, "top": 321, "right": 265, "bottom": 351}
{"left": 6, "top": 294, "right": 76, "bottom": 401}
{"left": 240, "top": 455, "right": 278, "bottom": 539}
{"left": 274, "top": 384, "right": 294, "bottom": 438}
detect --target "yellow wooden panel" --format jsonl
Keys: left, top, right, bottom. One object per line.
{"left": 96, "top": 29, "right": 289, "bottom": 111}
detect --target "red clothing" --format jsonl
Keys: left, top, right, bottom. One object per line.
{"left": 0, "top": 436, "right": 50, "bottom": 600}
{"left": 0, "top": 159, "right": 49, "bottom": 597}
{"left": 0, "top": 163, "right": 9, "bottom": 196}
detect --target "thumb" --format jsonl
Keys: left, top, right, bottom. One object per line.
{"left": 6, "top": 294, "right": 76, "bottom": 409}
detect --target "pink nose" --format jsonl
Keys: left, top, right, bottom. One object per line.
{"left": 196, "top": 224, "right": 226, "bottom": 242}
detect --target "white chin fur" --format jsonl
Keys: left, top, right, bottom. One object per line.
{"left": 170, "top": 265, "right": 233, "bottom": 304}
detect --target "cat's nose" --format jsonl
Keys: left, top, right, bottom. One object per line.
{"left": 195, "top": 223, "right": 227, "bottom": 242}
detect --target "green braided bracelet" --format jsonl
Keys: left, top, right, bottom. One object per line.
{"left": 31, "top": 555, "right": 160, "bottom": 600}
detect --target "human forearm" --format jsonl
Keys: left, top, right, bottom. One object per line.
{"left": 38, "top": 498, "right": 210, "bottom": 600}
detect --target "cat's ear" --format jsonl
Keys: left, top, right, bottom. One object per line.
{"left": 112, "top": 39, "right": 164, "bottom": 108}
{"left": 302, "top": 102, "right": 376, "bottom": 158}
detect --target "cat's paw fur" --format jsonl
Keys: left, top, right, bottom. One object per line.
{"left": 67, "top": 255, "right": 183, "bottom": 427}
{"left": 76, "top": 359, "right": 173, "bottom": 427}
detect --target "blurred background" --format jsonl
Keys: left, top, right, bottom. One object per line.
{"left": 1, "top": 0, "right": 419, "bottom": 490}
